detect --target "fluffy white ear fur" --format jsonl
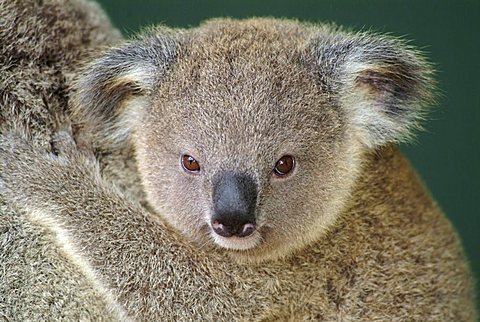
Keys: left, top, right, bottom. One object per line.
{"left": 311, "top": 31, "right": 435, "bottom": 148}
{"left": 70, "top": 27, "right": 180, "bottom": 145}
{"left": 73, "top": 24, "right": 434, "bottom": 150}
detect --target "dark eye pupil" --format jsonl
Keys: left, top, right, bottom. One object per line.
{"left": 274, "top": 155, "right": 294, "bottom": 176}
{"left": 182, "top": 155, "right": 200, "bottom": 172}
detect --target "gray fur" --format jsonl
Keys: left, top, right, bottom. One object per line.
{"left": 0, "top": 0, "right": 128, "bottom": 319}
{"left": 306, "top": 27, "right": 436, "bottom": 146}
{"left": 71, "top": 27, "right": 180, "bottom": 146}
{"left": 72, "top": 18, "right": 438, "bottom": 261}
{"left": 0, "top": 4, "right": 476, "bottom": 322}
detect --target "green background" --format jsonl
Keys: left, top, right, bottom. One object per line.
{"left": 97, "top": 0, "right": 479, "bottom": 308}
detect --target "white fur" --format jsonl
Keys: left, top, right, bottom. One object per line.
{"left": 26, "top": 208, "right": 133, "bottom": 322}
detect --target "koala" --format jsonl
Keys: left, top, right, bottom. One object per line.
{"left": 69, "top": 18, "right": 470, "bottom": 264}
{"left": 69, "top": 18, "right": 476, "bottom": 319}
{"left": 0, "top": 1, "right": 476, "bottom": 321}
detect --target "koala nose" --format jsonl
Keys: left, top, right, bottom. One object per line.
{"left": 211, "top": 172, "right": 257, "bottom": 238}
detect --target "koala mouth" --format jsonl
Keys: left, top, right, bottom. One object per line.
{"left": 210, "top": 230, "right": 262, "bottom": 251}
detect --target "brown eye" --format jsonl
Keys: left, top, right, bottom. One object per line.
{"left": 182, "top": 155, "right": 201, "bottom": 173}
{"left": 273, "top": 155, "right": 295, "bottom": 177}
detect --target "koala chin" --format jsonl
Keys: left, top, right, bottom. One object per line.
{"left": 73, "top": 18, "right": 436, "bottom": 263}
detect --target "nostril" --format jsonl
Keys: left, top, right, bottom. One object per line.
{"left": 212, "top": 220, "right": 233, "bottom": 237}
{"left": 211, "top": 220, "right": 256, "bottom": 238}
{"left": 237, "top": 223, "right": 256, "bottom": 237}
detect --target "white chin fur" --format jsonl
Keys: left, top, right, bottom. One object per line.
{"left": 211, "top": 231, "right": 261, "bottom": 250}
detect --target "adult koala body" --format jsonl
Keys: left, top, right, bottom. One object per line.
{"left": 0, "top": 0, "right": 132, "bottom": 319}
{"left": 0, "top": 3, "right": 476, "bottom": 321}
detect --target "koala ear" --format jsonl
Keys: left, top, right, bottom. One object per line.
{"left": 70, "top": 27, "right": 179, "bottom": 145}
{"left": 310, "top": 29, "right": 436, "bottom": 148}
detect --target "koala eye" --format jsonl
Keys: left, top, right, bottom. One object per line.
{"left": 273, "top": 155, "right": 295, "bottom": 177}
{"left": 181, "top": 154, "right": 201, "bottom": 173}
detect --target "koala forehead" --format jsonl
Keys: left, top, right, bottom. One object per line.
{"left": 148, "top": 19, "right": 345, "bottom": 159}
{"left": 75, "top": 16, "right": 434, "bottom": 162}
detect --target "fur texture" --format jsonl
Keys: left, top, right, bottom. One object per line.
{"left": 0, "top": 2, "right": 476, "bottom": 321}
{"left": 0, "top": 0, "right": 130, "bottom": 320}
{"left": 72, "top": 18, "right": 438, "bottom": 262}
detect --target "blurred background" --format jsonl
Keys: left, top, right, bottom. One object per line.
{"left": 97, "top": 0, "right": 479, "bottom": 308}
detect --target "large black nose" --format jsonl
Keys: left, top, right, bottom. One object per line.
{"left": 211, "top": 172, "right": 257, "bottom": 238}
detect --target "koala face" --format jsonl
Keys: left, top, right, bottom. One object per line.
{"left": 133, "top": 33, "right": 358, "bottom": 260}
{"left": 73, "top": 19, "right": 433, "bottom": 262}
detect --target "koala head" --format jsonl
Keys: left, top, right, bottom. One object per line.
{"left": 72, "top": 18, "right": 434, "bottom": 262}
